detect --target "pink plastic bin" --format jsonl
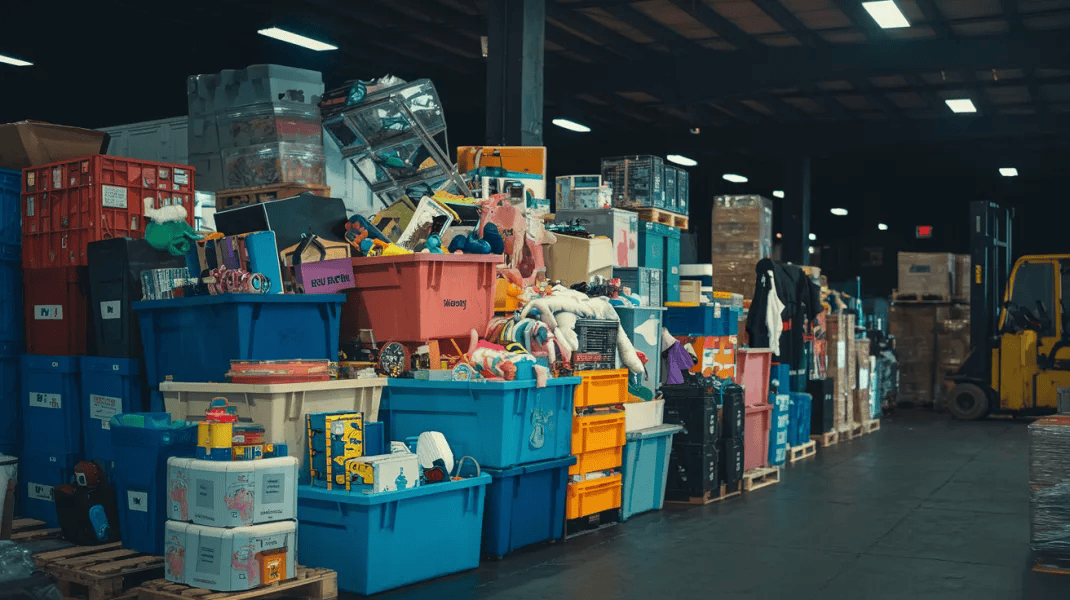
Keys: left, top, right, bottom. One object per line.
{"left": 744, "top": 403, "right": 772, "bottom": 471}
{"left": 737, "top": 348, "right": 772, "bottom": 407}
{"left": 341, "top": 253, "right": 502, "bottom": 342}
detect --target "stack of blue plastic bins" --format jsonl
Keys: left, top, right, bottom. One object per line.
{"left": 788, "top": 393, "right": 813, "bottom": 447}
{"left": 0, "top": 167, "right": 20, "bottom": 457}
{"left": 80, "top": 357, "right": 144, "bottom": 468}
{"left": 109, "top": 413, "right": 197, "bottom": 554}
{"left": 664, "top": 304, "right": 739, "bottom": 337}
{"left": 621, "top": 424, "right": 683, "bottom": 520}
{"left": 382, "top": 377, "right": 580, "bottom": 559}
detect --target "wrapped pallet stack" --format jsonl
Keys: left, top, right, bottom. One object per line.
{"left": 710, "top": 195, "right": 773, "bottom": 299}
{"left": 1030, "top": 416, "right": 1070, "bottom": 562}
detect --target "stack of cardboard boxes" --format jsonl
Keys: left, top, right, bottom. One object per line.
{"left": 710, "top": 195, "right": 773, "bottom": 299}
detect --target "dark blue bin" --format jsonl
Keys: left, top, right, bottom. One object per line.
{"left": 664, "top": 305, "right": 738, "bottom": 336}
{"left": 133, "top": 293, "right": 344, "bottom": 385}
{"left": 482, "top": 455, "right": 575, "bottom": 558}
{"left": 770, "top": 363, "right": 791, "bottom": 394}
{"left": 0, "top": 168, "right": 19, "bottom": 249}
{"left": 21, "top": 355, "right": 81, "bottom": 460}
{"left": 0, "top": 258, "right": 22, "bottom": 347}
{"left": 0, "top": 352, "right": 18, "bottom": 455}
{"left": 19, "top": 453, "right": 78, "bottom": 527}
{"left": 789, "top": 393, "right": 813, "bottom": 447}
{"left": 80, "top": 357, "right": 143, "bottom": 467}
{"left": 110, "top": 413, "right": 197, "bottom": 554}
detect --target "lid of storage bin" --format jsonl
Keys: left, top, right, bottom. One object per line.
{"left": 349, "top": 253, "right": 504, "bottom": 267}
{"left": 159, "top": 378, "right": 386, "bottom": 393}
{"left": 680, "top": 264, "right": 713, "bottom": 277}
{"left": 483, "top": 455, "right": 577, "bottom": 478}
{"left": 79, "top": 356, "right": 140, "bottom": 376}
{"left": 384, "top": 376, "right": 580, "bottom": 392}
{"left": 626, "top": 423, "right": 683, "bottom": 441}
{"left": 297, "top": 473, "right": 490, "bottom": 506}
{"left": 21, "top": 355, "right": 77, "bottom": 371}
{"left": 133, "top": 293, "right": 345, "bottom": 311}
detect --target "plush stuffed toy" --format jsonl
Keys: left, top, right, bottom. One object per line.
{"left": 143, "top": 198, "right": 201, "bottom": 256}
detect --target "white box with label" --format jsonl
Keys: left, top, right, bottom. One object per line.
{"left": 164, "top": 520, "right": 297, "bottom": 591}
{"left": 167, "top": 457, "right": 298, "bottom": 527}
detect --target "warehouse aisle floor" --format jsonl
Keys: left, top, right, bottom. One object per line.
{"left": 369, "top": 410, "right": 1058, "bottom": 600}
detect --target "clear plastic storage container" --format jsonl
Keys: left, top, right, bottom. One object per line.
{"left": 323, "top": 79, "right": 445, "bottom": 152}
{"left": 218, "top": 103, "right": 323, "bottom": 149}
{"left": 222, "top": 143, "right": 326, "bottom": 188}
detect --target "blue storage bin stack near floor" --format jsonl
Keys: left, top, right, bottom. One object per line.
{"left": 297, "top": 474, "right": 491, "bottom": 595}
{"left": 110, "top": 413, "right": 197, "bottom": 554}
{"left": 768, "top": 393, "right": 791, "bottom": 466}
{"left": 637, "top": 221, "right": 681, "bottom": 303}
{"left": 20, "top": 355, "right": 82, "bottom": 525}
{"left": 788, "top": 393, "right": 813, "bottom": 447}
{"left": 20, "top": 453, "right": 78, "bottom": 527}
{"left": 0, "top": 168, "right": 21, "bottom": 457}
{"left": 80, "top": 357, "right": 144, "bottom": 467}
{"left": 621, "top": 424, "right": 682, "bottom": 521}
{"left": 482, "top": 455, "right": 575, "bottom": 558}
{"left": 664, "top": 305, "right": 738, "bottom": 337}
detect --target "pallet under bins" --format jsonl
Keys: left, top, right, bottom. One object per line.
{"left": 33, "top": 542, "right": 164, "bottom": 600}
{"left": 666, "top": 480, "right": 742, "bottom": 506}
{"left": 811, "top": 430, "right": 839, "bottom": 448}
{"left": 788, "top": 440, "right": 817, "bottom": 463}
{"left": 7, "top": 517, "right": 62, "bottom": 543}
{"left": 136, "top": 567, "right": 337, "bottom": 600}
{"left": 623, "top": 206, "right": 689, "bottom": 230}
{"left": 742, "top": 466, "right": 780, "bottom": 492}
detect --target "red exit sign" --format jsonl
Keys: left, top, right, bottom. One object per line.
{"left": 915, "top": 225, "right": 933, "bottom": 239}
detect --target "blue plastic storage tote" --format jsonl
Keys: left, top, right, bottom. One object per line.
{"left": 19, "top": 453, "right": 78, "bottom": 527}
{"left": 637, "top": 222, "right": 681, "bottom": 303}
{"left": 0, "top": 168, "right": 18, "bottom": 249}
{"left": 768, "top": 393, "right": 791, "bottom": 466}
{"left": 770, "top": 363, "right": 791, "bottom": 394}
{"left": 110, "top": 413, "right": 197, "bottom": 554}
{"left": 0, "top": 353, "right": 18, "bottom": 455}
{"left": 382, "top": 377, "right": 580, "bottom": 469}
{"left": 621, "top": 424, "right": 681, "bottom": 521}
{"left": 0, "top": 258, "right": 21, "bottom": 347}
{"left": 21, "top": 355, "right": 81, "bottom": 460}
{"left": 788, "top": 392, "right": 813, "bottom": 447}
{"left": 80, "top": 357, "right": 144, "bottom": 466}
{"left": 297, "top": 474, "right": 490, "bottom": 595}
{"left": 614, "top": 306, "right": 664, "bottom": 398}
{"left": 664, "top": 305, "right": 738, "bottom": 336}
{"left": 482, "top": 455, "right": 575, "bottom": 558}
{"left": 133, "top": 293, "right": 344, "bottom": 386}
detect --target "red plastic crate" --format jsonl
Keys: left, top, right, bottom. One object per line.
{"left": 21, "top": 155, "right": 195, "bottom": 268}
{"left": 23, "top": 266, "right": 90, "bottom": 356}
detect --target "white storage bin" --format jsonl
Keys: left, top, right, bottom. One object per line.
{"left": 624, "top": 399, "right": 665, "bottom": 433}
{"left": 167, "top": 457, "right": 298, "bottom": 528}
{"left": 160, "top": 378, "right": 385, "bottom": 473}
{"left": 165, "top": 520, "right": 297, "bottom": 591}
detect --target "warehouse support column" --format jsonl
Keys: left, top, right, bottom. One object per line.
{"left": 486, "top": 0, "right": 545, "bottom": 146}
{"left": 782, "top": 155, "right": 812, "bottom": 266}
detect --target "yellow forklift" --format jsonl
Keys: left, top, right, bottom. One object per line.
{"left": 947, "top": 201, "right": 1070, "bottom": 419}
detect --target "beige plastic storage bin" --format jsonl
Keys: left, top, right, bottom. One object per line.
{"left": 160, "top": 379, "right": 385, "bottom": 471}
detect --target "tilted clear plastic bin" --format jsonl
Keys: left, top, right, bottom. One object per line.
{"left": 322, "top": 79, "right": 445, "bottom": 152}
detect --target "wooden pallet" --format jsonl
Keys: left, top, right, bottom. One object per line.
{"left": 7, "top": 518, "right": 62, "bottom": 543}
{"left": 811, "top": 430, "right": 839, "bottom": 448}
{"left": 215, "top": 183, "right": 331, "bottom": 212}
{"left": 666, "top": 481, "right": 743, "bottom": 506}
{"left": 788, "top": 441, "right": 817, "bottom": 463}
{"left": 863, "top": 419, "right": 881, "bottom": 434}
{"left": 742, "top": 466, "right": 780, "bottom": 492}
{"left": 891, "top": 290, "right": 953, "bottom": 304}
{"left": 841, "top": 423, "right": 865, "bottom": 440}
{"left": 623, "top": 207, "right": 689, "bottom": 230}
{"left": 565, "top": 508, "right": 621, "bottom": 538}
{"left": 136, "top": 567, "right": 337, "bottom": 600}
{"left": 34, "top": 542, "right": 164, "bottom": 600}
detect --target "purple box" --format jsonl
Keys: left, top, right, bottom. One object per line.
{"left": 296, "top": 258, "right": 356, "bottom": 294}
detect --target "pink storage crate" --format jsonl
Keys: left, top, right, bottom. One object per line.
{"left": 744, "top": 403, "right": 772, "bottom": 471}
{"left": 296, "top": 258, "right": 356, "bottom": 294}
{"left": 342, "top": 253, "right": 501, "bottom": 343}
{"left": 737, "top": 348, "right": 772, "bottom": 406}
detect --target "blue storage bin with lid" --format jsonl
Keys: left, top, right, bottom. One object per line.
{"left": 297, "top": 474, "right": 490, "bottom": 595}
{"left": 0, "top": 350, "right": 18, "bottom": 455}
{"left": 788, "top": 392, "right": 813, "bottom": 447}
{"left": 80, "top": 357, "right": 144, "bottom": 467}
{"left": 382, "top": 377, "right": 580, "bottom": 469}
{"left": 19, "top": 453, "right": 78, "bottom": 527}
{"left": 482, "top": 455, "right": 575, "bottom": 559}
{"left": 637, "top": 222, "right": 681, "bottom": 303}
{"left": 664, "top": 305, "right": 738, "bottom": 336}
{"left": 768, "top": 393, "right": 791, "bottom": 466}
{"left": 110, "top": 413, "right": 197, "bottom": 554}
{"left": 133, "top": 293, "right": 345, "bottom": 386}
{"left": 621, "top": 424, "right": 682, "bottom": 521}
{"left": 21, "top": 355, "right": 81, "bottom": 460}
{"left": 770, "top": 362, "right": 791, "bottom": 394}
{"left": 0, "top": 168, "right": 19, "bottom": 249}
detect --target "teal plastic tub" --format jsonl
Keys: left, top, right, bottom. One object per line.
{"left": 382, "top": 377, "right": 580, "bottom": 469}
{"left": 297, "top": 474, "right": 490, "bottom": 595}
{"left": 482, "top": 455, "right": 575, "bottom": 558}
{"left": 621, "top": 424, "right": 682, "bottom": 521}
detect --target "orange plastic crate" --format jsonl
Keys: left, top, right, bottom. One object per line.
{"left": 573, "top": 369, "right": 629, "bottom": 409}
{"left": 566, "top": 474, "right": 623, "bottom": 520}
{"left": 571, "top": 446, "right": 623, "bottom": 476}
{"left": 571, "top": 412, "right": 626, "bottom": 454}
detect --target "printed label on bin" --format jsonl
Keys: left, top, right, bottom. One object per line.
{"left": 25, "top": 196, "right": 33, "bottom": 217}
{"left": 102, "top": 185, "right": 128, "bottom": 209}
{"left": 197, "top": 536, "right": 222, "bottom": 576}
{"left": 34, "top": 305, "right": 62, "bottom": 320}
{"left": 174, "top": 169, "right": 189, "bottom": 185}
{"left": 100, "top": 300, "right": 121, "bottom": 320}
{"left": 90, "top": 394, "right": 123, "bottom": 422}
{"left": 128, "top": 490, "right": 149, "bottom": 512}
{"left": 28, "top": 482, "right": 54, "bottom": 503}
{"left": 837, "top": 341, "right": 846, "bottom": 367}
{"left": 29, "top": 392, "right": 61, "bottom": 409}
{"left": 261, "top": 474, "right": 285, "bottom": 504}
{"left": 52, "top": 167, "right": 61, "bottom": 189}
{"left": 444, "top": 299, "right": 467, "bottom": 309}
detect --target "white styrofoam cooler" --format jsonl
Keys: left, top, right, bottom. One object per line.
{"left": 624, "top": 399, "right": 665, "bottom": 433}
{"left": 167, "top": 457, "right": 298, "bottom": 528}
{"left": 165, "top": 520, "right": 297, "bottom": 591}
{"left": 159, "top": 379, "right": 385, "bottom": 473}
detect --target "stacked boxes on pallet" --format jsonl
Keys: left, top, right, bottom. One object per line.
{"left": 710, "top": 195, "right": 773, "bottom": 299}
{"left": 889, "top": 303, "right": 969, "bottom": 407}
{"left": 568, "top": 370, "right": 628, "bottom": 521}
{"left": 662, "top": 379, "right": 747, "bottom": 501}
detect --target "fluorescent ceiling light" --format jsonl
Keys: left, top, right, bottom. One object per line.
{"left": 809, "top": 246, "right": 816, "bottom": 255}
{"left": 862, "top": 1, "right": 910, "bottom": 28}
{"left": 0, "top": 54, "right": 32, "bottom": 67}
{"left": 808, "top": 233, "right": 817, "bottom": 241}
{"left": 945, "top": 98, "right": 977, "bottom": 113}
{"left": 830, "top": 208, "right": 848, "bottom": 216}
{"left": 667, "top": 154, "right": 697, "bottom": 167}
{"left": 257, "top": 27, "right": 337, "bottom": 51}
{"left": 722, "top": 173, "right": 748, "bottom": 183}
{"left": 878, "top": 223, "right": 889, "bottom": 231}
{"left": 999, "top": 167, "right": 1019, "bottom": 177}
{"left": 552, "top": 118, "right": 591, "bottom": 133}
{"left": 773, "top": 190, "right": 785, "bottom": 198}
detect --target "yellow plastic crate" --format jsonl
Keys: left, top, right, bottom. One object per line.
{"left": 571, "top": 446, "right": 623, "bottom": 476}
{"left": 567, "top": 474, "right": 623, "bottom": 520}
{"left": 573, "top": 369, "right": 629, "bottom": 409}
{"left": 571, "top": 412, "right": 626, "bottom": 455}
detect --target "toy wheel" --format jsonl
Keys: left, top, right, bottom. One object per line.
{"left": 378, "top": 342, "right": 409, "bottom": 378}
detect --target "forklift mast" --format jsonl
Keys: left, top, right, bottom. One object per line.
{"left": 958, "top": 201, "right": 1014, "bottom": 383}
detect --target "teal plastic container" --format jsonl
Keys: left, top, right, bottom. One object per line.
{"left": 768, "top": 393, "right": 791, "bottom": 466}
{"left": 297, "top": 475, "right": 490, "bottom": 595}
{"left": 637, "top": 221, "right": 681, "bottom": 303}
{"left": 788, "top": 392, "right": 812, "bottom": 447}
{"left": 621, "top": 424, "right": 682, "bottom": 521}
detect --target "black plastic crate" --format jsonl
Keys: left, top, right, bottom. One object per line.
{"left": 720, "top": 436, "right": 744, "bottom": 485}
{"left": 808, "top": 378, "right": 835, "bottom": 434}
{"left": 666, "top": 443, "right": 719, "bottom": 499}
{"left": 722, "top": 383, "right": 745, "bottom": 439}
{"left": 573, "top": 318, "right": 617, "bottom": 371}
{"left": 662, "top": 385, "right": 719, "bottom": 447}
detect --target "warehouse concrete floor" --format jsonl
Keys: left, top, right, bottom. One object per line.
{"left": 368, "top": 410, "right": 1063, "bottom": 600}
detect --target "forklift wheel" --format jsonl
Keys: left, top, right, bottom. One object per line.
{"left": 946, "top": 383, "right": 990, "bottom": 421}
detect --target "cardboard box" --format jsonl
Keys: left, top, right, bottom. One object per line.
{"left": 345, "top": 453, "right": 420, "bottom": 493}
{"left": 555, "top": 208, "right": 638, "bottom": 268}
{"left": 898, "top": 252, "right": 956, "bottom": 299}
{"left": 826, "top": 313, "right": 855, "bottom": 430}
{"left": 937, "top": 318, "right": 971, "bottom": 373}
{"left": 164, "top": 520, "right": 297, "bottom": 591}
{"left": 0, "top": 121, "right": 110, "bottom": 171}
{"left": 710, "top": 195, "right": 773, "bottom": 299}
{"left": 889, "top": 304, "right": 969, "bottom": 406}
{"left": 544, "top": 233, "right": 614, "bottom": 286}
{"left": 955, "top": 254, "right": 971, "bottom": 302}
{"left": 167, "top": 457, "right": 298, "bottom": 528}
